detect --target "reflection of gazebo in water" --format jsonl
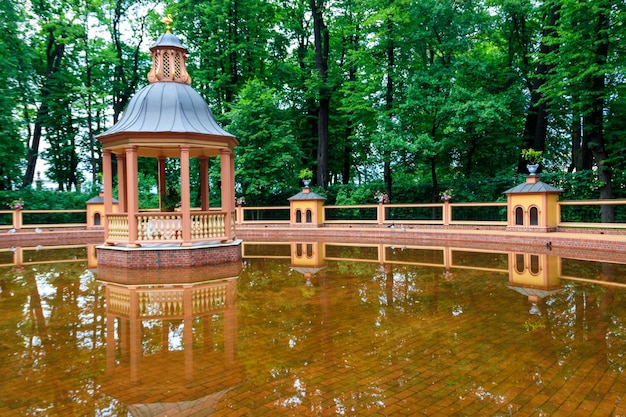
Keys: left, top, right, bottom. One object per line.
{"left": 97, "top": 263, "right": 242, "bottom": 416}
{"left": 96, "top": 16, "right": 240, "bottom": 268}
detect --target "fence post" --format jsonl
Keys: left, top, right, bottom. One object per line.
{"left": 377, "top": 202, "right": 384, "bottom": 225}
{"left": 236, "top": 205, "right": 243, "bottom": 225}
{"left": 443, "top": 201, "right": 450, "bottom": 226}
{"left": 13, "top": 209, "right": 22, "bottom": 231}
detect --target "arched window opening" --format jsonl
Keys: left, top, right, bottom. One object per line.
{"left": 306, "top": 209, "right": 312, "bottom": 223}
{"left": 296, "top": 210, "right": 302, "bottom": 223}
{"left": 515, "top": 254, "right": 525, "bottom": 273}
{"left": 306, "top": 244, "right": 313, "bottom": 258}
{"left": 515, "top": 207, "right": 524, "bottom": 225}
{"left": 530, "top": 207, "right": 539, "bottom": 226}
{"left": 530, "top": 255, "right": 540, "bottom": 274}
{"left": 296, "top": 243, "right": 303, "bottom": 257}
{"left": 94, "top": 212, "right": 101, "bottom": 226}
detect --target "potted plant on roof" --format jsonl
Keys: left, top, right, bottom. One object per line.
{"left": 521, "top": 148, "right": 543, "bottom": 176}
{"left": 299, "top": 168, "right": 313, "bottom": 188}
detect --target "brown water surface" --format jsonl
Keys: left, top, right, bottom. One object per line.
{"left": 1, "top": 242, "right": 626, "bottom": 416}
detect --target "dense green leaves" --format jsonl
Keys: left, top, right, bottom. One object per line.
{"left": 227, "top": 79, "right": 303, "bottom": 205}
{"left": 2, "top": 0, "right": 626, "bottom": 208}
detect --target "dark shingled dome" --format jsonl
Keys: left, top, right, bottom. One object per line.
{"left": 503, "top": 180, "right": 562, "bottom": 194}
{"left": 98, "top": 82, "right": 234, "bottom": 138}
{"left": 152, "top": 32, "right": 185, "bottom": 49}
{"left": 288, "top": 190, "right": 326, "bottom": 201}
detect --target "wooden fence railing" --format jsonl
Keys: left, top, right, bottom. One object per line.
{"left": 3, "top": 199, "right": 626, "bottom": 232}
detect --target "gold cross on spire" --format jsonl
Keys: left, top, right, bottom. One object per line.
{"left": 160, "top": 14, "right": 173, "bottom": 33}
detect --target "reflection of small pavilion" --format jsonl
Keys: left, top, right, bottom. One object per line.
{"left": 290, "top": 242, "right": 326, "bottom": 285}
{"left": 508, "top": 252, "right": 562, "bottom": 313}
{"left": 98, "top": 263, "right": 242, "bottom": 416}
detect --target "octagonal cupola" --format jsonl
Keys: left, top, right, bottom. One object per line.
{"left": 147, "top": 14, "right": 191, "bottom": 85}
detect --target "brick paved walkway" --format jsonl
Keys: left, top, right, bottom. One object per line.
{"left": 2, "top": 239, "right": 626, "bottom": 416}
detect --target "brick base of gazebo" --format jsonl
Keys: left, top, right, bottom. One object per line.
{"left": 96, "top": 240, "right": 242, "bottom": 268}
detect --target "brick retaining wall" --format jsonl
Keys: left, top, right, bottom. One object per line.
{"left": 3, "top": 225, "right": 625, "bottom": 266}
{"left": 96, "top": 241, "right": 243, "bottom": 269}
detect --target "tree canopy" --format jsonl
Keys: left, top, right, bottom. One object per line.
{"left": 2, "top": 0, "right": 626, "bottom": 206}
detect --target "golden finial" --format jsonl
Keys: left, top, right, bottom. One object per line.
{"left": 160, "top": 14, "right": 173, "bottom": 33}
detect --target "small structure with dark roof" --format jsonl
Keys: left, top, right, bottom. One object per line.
{"left": 504, "top": 175, "right": 563, "bottom": 232}
{"left": 85, "top": 188, "right": 118, "bottom": 229}
{"left": 96, "top": 15, "right": 241, "bottom": 267}
{"left": 288, "top": 186, "right": 326, "bottom": 226}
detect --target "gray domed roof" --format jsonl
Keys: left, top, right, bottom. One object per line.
{"left": 288, "top": 190, "right": 326, "bottom": 201}
{"left": 503, "top": 180, "right": 562, "bottom": 194}
{"left": 152, "top": 32, "right": 185, "bottom": 49}
{"left": 97, "top": 82, "right": 234, "bottom": 138}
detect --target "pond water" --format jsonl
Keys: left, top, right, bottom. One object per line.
{"left": 1, "top": 241, "right": 626, "bottom": 416}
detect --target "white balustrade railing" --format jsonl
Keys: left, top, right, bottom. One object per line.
{"left": 106, "top": 283, "right": 230, "bottom": 319}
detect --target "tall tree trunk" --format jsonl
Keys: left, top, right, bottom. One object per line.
{"left": 518, "top": 4, "right": 560, "bottom": 173}
{"left": 384, "top": 14, "right": 394, "bottom": 198}
{"left": 24, "top": 120, "right": 44, "bottom": 189}
{"left": 23, "top": 28, "right": 65, "bottom": 189}
{"left": 569, "top": 113, "right": 592, "bottom": 172}
{"left": 111, "top": 0, "right": 145, "bottom": 123}
{"left": 293, "top": 13, "right": 318, "bottom": 177}
{"left": 341, "top": 29, "right": 358, "bottom": 185}
{"left": 84, "top": 16, "right": 98, "bottom": 188}
{"left": 430, "top": 156, "right": 438, "bottom": 204}
{"left": 310, "top": 0, "right": 330, "bottom": 188}
{"left": 586, "top": 8, "right": 612, "bottom": 222}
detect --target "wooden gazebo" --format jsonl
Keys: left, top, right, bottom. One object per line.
{"left": 96, "top": 17, "right": 241, "bottom": 267}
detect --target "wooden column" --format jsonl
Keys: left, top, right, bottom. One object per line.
{"left": 180, "top": 145, "right": 192, "bottom": 246}
{"left": 125, "top": 146, "right": 139, "bottom": 247}
{"left": 199, "top": 157, "right": 210, "bottom": 211}
{"left": 103, "top": 150, "right": 112, "bottom": 214}
{"left": 158, "top": 156, "right": 167, "bottom": 210}
{"left": 102, "top": 150, "right": 113, "bottom": 243}
{"left": 229, "top": 152, "right": 236, "bottom": 237}
{"left": 117, "top": 154, "right": 127, "bottom": 213}
{"left": 220, "top": 149, "right": 234, "bottom": 241}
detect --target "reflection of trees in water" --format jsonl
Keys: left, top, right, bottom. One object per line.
{"left": 607, "top": 314, "right": 626, "bottom": 372}
{"left": 236, "top": 256, "right": 519, "bottom": 415}
{"left": 561, "top": 258, "right": 626, "bottom": 283}
{"left": 545, "top": 262, "right": 626, "bottom": 373}
{"left": 326, "top": 244, "right": 380, "bottom": 260}
{"left": 0, "top": 262, "right": 114, "bottom": 414}
{"left": 371, "top": 264, "right": 441, "bottom": 312}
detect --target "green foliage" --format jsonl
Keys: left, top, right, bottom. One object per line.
{"left": 299, "top": 168, "right": 313, "bottom": 180}
{"left": 4, "top": 0, "right": 626, "bottom": 205}
{"left": 521, "top": 148, "right": 543, "bottom": 165}
{"left": 0, "top": 1, "right": 28, "bottom": 190}
{"left": 0, "top": 189, "right": 97, "bottom": 211}
{"left": 226, "top": 78, "right": 304, "bottom": 205}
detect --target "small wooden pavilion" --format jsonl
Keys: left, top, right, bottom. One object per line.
{"left": 288, "top": 186, "right": 326, "bottom": 226}
{"left": 504, "top": 175, "right": 563, "bottom": 233}
{"left": 96, "top": 16, "right": 240, "bottom": 267}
